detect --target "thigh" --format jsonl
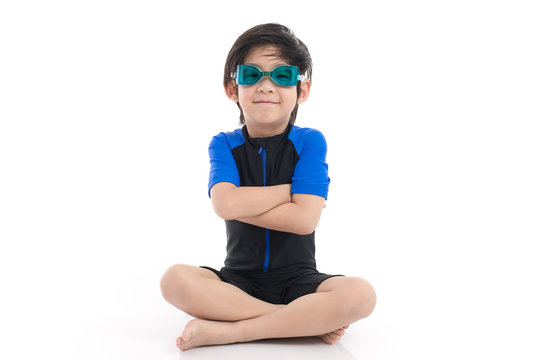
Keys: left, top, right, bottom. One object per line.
{"left": 162, "top": 265, "right": 282, "bottom": 321}
{"left": 194, "top": 265, "right": 222, "bottom": 281}
{"left": 315, "top": 276, "right": 377, "bottom": 320}
{"left": 161, "top": 264, "right": 220, "bottom": 289}
{"left": 281, "top": 271, "right": 342, "bottom": 304}
{"left": 163, "top": 264, "right": 220, "bottom": 280}
{"left": 315, "top": 275, "right": 370, "bottom": 293}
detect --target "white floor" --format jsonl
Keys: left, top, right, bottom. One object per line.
{"left": 2, "top": 251, "right": 537, "bottom": 360}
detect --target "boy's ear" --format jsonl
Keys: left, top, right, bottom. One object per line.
{"left": 296, "top": 79, "right": 311, "bottom": 105}
{"left": 225, "top": 81, "right": 239, "bottom": 102}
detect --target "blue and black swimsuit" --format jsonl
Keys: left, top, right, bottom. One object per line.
{"left": 203, "top": 124, "right": 341, "bottom": 304}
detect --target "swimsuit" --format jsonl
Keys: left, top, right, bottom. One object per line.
{"left": 205, "top": 124, "right": 341, "bottom": 304}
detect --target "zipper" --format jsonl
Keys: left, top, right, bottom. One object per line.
{"left": 259, "top": 146, "right": 270, "bottom": 272}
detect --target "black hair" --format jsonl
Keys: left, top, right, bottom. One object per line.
{"left": 223, "top": 23, "right": 312, "bottom": 125}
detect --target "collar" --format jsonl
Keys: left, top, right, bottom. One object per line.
{"left": 242, "top": 124, "right": 291, "bottom": 149}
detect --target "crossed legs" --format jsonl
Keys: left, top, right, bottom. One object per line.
{"left": 160, "top": 264, "right": 376, "bottom": 351}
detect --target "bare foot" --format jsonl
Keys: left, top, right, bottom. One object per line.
{"left": 176, "top": 320, "right": 350, "bottom": 350}
{"left": 318, "top": 325, "right": 349, "bottom": 344}
{"left": 176, "top": 319, "right": 239, "bottom": 351}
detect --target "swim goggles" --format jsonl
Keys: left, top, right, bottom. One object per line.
{"left": 231, "top": 64, "right": 306, "bottom": 87}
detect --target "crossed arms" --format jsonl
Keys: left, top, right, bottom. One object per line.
{"left": 210, "top": 182, "right": 325, "bottom": 235}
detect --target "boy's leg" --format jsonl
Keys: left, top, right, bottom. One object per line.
{"left": 177, "top": 276, "right": 376, "bottom": 351}
{"left": 160, "top": 264, "right": 282, "bottom": 321}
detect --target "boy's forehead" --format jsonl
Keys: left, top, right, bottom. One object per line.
{"left": 244, "top": 45, "right": 287, "bottom": 67}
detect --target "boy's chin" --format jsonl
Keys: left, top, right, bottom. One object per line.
{"left": 245, "top": 119, "right": 290, "bottom": 136}
{"left": 246, "top": 119, "right": 288, "bottom": 128}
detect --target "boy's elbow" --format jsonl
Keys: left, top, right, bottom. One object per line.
{"left": 295, "top": 226, "right": 315, "bottom": 236}
{"left": 297, "top": 223, "right": 317, "bottom": 235}
{"left": 294, "top": 213, "right": 320, "bottom": 235}
{"left": 290, "top": 195, "right": 324, "bottom": 235}
{"left": 213, "top": 201, "right": 237, "bottom": 220}
{"left": 211, "top": 185, "right": 238, "bottom": 220}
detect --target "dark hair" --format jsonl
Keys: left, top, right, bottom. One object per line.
{"left": 223, "top": 23, "right": 312, "bottom": 125}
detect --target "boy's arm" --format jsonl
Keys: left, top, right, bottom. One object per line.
{"left": 210, "top": 182, "right": 292, "bottom": 220}
{"left": 236, "top": 193, "right": 325, "bottom": 235}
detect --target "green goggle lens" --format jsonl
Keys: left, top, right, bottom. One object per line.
{"left": 233, "top": 65, "right": 303, "bottom": 87}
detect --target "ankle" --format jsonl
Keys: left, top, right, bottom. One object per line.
{"left": 233, "top": 321, "right": 250, "bottom": 343}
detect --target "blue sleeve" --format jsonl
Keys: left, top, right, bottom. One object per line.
{"left": 290, "top": 129, "right": 330, "bottom": 199}
{"left": 208, "top": 134, "right": 240, "bottom": 197}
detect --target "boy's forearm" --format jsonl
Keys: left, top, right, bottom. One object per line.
{"left": 236, "top": 201, "right": 318, "bottom": 236}
{"left": 232, "top": 184, "right": 292, "bottom": 218}
{"left": 212, "top": 183, "right": 292, "bottom": 220}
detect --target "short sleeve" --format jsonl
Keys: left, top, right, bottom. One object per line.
{"left": 290, "top": 129, "right": 330, "bottom": 199}
{"left": 208, "top": 134, "right": 240, "bottom": 197}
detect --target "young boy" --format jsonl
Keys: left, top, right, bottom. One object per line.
{"left": 160, "top": 23, "right": 376, "bottom": 351}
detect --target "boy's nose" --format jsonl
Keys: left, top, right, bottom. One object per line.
{"left": 256, "top": 76, "right": 275, "bottom": 93}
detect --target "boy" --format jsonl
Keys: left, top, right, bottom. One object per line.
{"left": 160, "top": 23, "right": 376, "bottom": 351}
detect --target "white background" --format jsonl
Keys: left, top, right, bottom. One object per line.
{"left": 1, "top": 1, "right": 538, "bottom": 359}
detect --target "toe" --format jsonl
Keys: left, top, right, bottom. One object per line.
{"left": 176, "top": 336, "right": 183, "bottom": 350}
{"left": 319, "top": 334, "right": 332, "bottom": 344}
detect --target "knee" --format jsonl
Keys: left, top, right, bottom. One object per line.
{"left": 343, "top": 277, "right": 377, "bottom": 320}
{"left": 160, "top": 264, "right": 191, "bottom": 304}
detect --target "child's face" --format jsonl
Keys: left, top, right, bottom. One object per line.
{"left": 226, "top": 45, "right": 310, "bottom": 137}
